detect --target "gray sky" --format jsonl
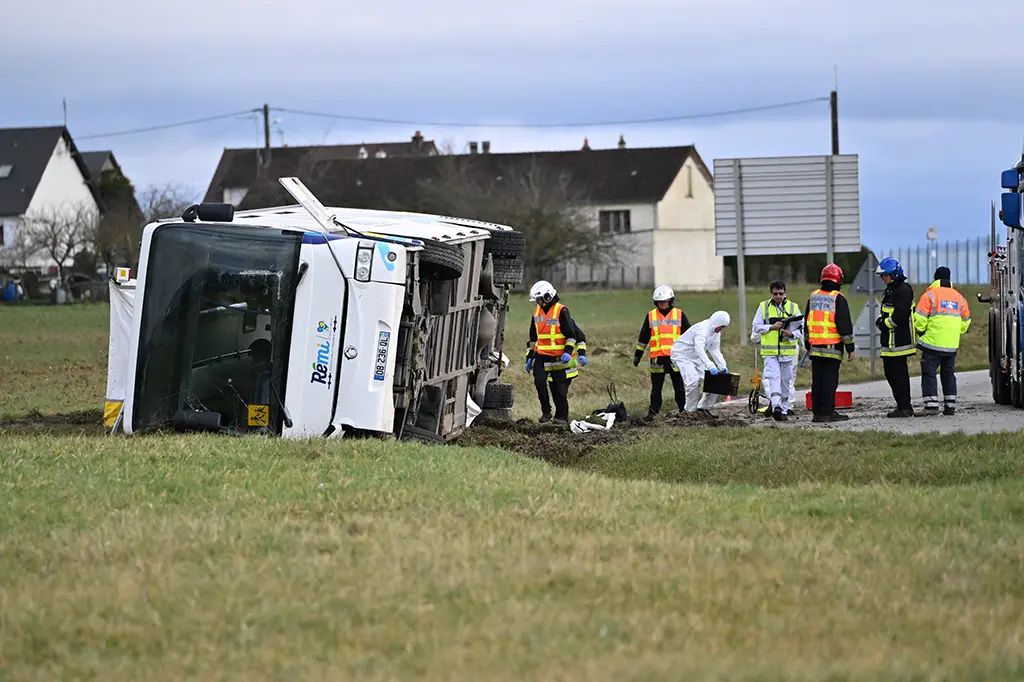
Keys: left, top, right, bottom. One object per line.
{"left": 5, "top": 0, "right": 1023, "bottom": 251}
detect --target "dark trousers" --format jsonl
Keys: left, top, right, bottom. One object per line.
{"left": 882, "top": 355, "right": 912, "bottom": 410}
{"left": 649, "top": 356, "right": 686, "bottom": 413}
{"left": 533, "top": 357, "right": 569, "bottom": 420}
{"left": 810, "top": 356, "right": 841, "bottom": 416}
{"left": 920, "top": 349, "right": 957, "bottom": 409}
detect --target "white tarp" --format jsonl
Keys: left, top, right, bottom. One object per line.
{"left": 104, "top": 278, "right": 136, "bottom": 428}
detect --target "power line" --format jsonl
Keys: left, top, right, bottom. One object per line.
{"left": 76, "top": 109, "right": 261, "bottom": 140}
{"left": 271, "top": 97, "right": 830, "bottom": 129}
{"left": 68, "top": 95, "right": 830, "bottom": 142}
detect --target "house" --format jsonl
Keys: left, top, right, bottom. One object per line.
{"left": 0, "top": 126, "right": 104, "bottom": 272}
{"left": 229, "top": 137, "right": 724, "bottom": 292}
{"left": 204, "top": 131, "right": 439, "bottom": 208}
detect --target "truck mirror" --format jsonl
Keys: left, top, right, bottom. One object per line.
{"left": 1001, "top": 169, "right": 1021, "bottom": 190}
{"left": 1000, "top": 192, "right": 1022, "bottom": 229}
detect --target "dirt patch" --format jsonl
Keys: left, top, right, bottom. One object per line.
{"left": 455, "top": 410, "right": 747, "bottom": 465}
{"left": 0, "top": 409, "right": 106, "bottom": 436}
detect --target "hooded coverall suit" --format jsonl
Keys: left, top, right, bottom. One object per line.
{"left": 669, "top": 310, "right": 731, "bottom": 411}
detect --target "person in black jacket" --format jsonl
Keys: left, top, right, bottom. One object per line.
{"left": 525, "top": 280, "right": 576, "bottom": 424}
{"left": 874, "top": 257, "right": 917, "bottom": 418}
{"left": 804, "top": 263, "right": 855, "bottom": 422}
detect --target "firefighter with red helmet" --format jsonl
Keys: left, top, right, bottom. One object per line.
{"left": 803, "top": 263, "right": 855, "bottom": 422}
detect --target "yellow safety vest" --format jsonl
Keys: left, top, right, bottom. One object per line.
{"left": 758, "top": 299, "right": 800, "bottom": 357}
{"left": 913, "top": 281, "right": 971, "bottom": 353}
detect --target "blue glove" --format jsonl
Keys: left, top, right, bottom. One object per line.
{"left": 708, "top": 367, "right": 719, "bottom": 375}
{"left": 561, "top": 352, "right": 572, "bottom": 363}
{"left": 721, "top": 366, "right": 729, "bottom": 374}
{"left": 578, "top": 356, "right": 588, "bottom": 366}
{"left": 525, "top": 357, "right": 533, "bottom": 373}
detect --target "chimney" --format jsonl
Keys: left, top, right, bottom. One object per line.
{"left": 581, "top": 138, "right": 591, "bottom": 151}
{"left": 618, "top": 134, "right": 626, "bottom": 149}
{"left": 481, "top": 141, "right": 490, "bottom": 153}
{"left": 412, "top": 130, "right": 423, "bottom": 153}
{"left": 469, "top": 141, "right": 478, "bottom": 154}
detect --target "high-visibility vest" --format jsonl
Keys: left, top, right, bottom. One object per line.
{"left": 533, "top": 303, "right": 566, "bottom": 356}
{"left": 648, "top": 307, "right": 683, "bottom": 357}
{"left": 758, "top": 299, "right": 800, "bottom": 357}
{"left": 807, "top": 289, "right": 841, "bottom": 358}
{"left": 913, "top": 280, "right": 972, "bottom": 353}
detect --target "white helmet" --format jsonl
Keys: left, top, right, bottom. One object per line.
{"left": 653, "top": 284, "right": 674, "bottom": 303}
{"left": 529, "top": 280, "right": 557, "bottom": 303}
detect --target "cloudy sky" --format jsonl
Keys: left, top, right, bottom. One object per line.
{"left": 5, "top": 0, "right": 1023, "bottom": 254}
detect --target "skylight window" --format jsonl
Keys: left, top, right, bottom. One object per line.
{"left": 0, "top": 165, "right": 12, "bottom": 178}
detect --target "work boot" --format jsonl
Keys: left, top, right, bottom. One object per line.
{"left": 538, "top": 412, "right": 552, "bottom": 423}
{"left": 943, "top": 407, "right": 956, "bottom": 416}
{"left": 772, "top": 406, "right": 788, "bottom": 422}
{"left": 643, "top": 411, "right": 657, "bottom": 422}
{"left": 785, "top": 409, "right": 799, "bottom": 420}
{"left": 551, "top": 418, "right": 568, "bottom": 427}
{"left": 886, "top": 407, "right": 915, "bottom": 418}
{"left": 917, "top": 406, "right": 940, "bottom": 417}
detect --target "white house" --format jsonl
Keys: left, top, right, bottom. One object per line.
{"left": 0, "top": 126, "right": 104, "bottom": 273}
{"left": 218, "top": 136, "right": 724, "bottom": 292}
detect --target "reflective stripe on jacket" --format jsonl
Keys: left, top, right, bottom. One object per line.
{"left": 759, "top": 298, "right": 800, "bottom": 357}
{"left": 913, "top": 280, "right": 971, "bottom": 354}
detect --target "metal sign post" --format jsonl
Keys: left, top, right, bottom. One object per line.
{"left": 714, "top": 154, "right": 862, "bottom": 347}
{"left": 851, "top": 253, "right": 880, "bottom": 379}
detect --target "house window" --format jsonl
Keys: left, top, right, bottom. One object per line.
{"left": 223, "top": 187, "right": 249, "bottom": 206}
{"left": 599, "top": 210, "right": 631, "bottom": 235}
{"left": 0, "top": 165, "right": 12, "bottom": 178}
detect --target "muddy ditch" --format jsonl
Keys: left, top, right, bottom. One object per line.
{"left": 0, "top": 409, "right": 107, "bottom": 436}
{"left": 454, "top": 410, "right": 747, "bottom": 465}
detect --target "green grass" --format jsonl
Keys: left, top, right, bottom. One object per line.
{"left": 0, "top": 292, "right": 1019, "bottom": 681}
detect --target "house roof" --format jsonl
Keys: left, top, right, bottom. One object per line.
{"left": 203, "top": 132, "right": 439, "bottom": 203}
{"left": 0, "top": 126, "right": 104, "bottom": 216}
{"left": 234, "top": 144, "right": 712, "bottom": 211}
{"left": 80, "top": 150, "right": 124, "bottom": 182}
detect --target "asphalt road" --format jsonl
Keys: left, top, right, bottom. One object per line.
{"left": 720, "top": 369, "right": 1024, "bottom": 435}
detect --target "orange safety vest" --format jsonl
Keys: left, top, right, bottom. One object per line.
{"left": 533, "top": 303, "right": 567, "bottom": 356}
{"left": 806, "top": 289, "right": 841, "bottom": 346}
{"left": 647, "top": 307, "right": 683, "bottom": 357}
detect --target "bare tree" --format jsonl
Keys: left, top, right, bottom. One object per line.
{"left": 405, "top": 156, "right": 628, "bottom": 272}
{"left": 240, "top": 148, "right": 334, "bottom": 209}
{"left": 20, "top": 202, "right": 99, "bottom": 284}
{"left": 137, "top": 183, "right": 199, "bottom": 223}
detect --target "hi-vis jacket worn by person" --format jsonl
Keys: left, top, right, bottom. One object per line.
{"left": 753, "top": 298, "right": 802, "bottom": 357}
{"left": 527, "top": 301, "right": 577, "bottom": 371}
{"left": 878, "top": 275, "right": 917, "bottom": 358}
{"left": 913, "top": 280, "right": 971, "bottom": 354}
{"left": 636, "top": 306, "right": 692, "bottom": 372}
{"left": 804, "top": 285, "right": 855, "bottom": 359}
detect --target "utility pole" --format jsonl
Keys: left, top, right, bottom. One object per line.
{"left": 262, "top": 103, "right": 272, "bottom": 168}
{"left": 63, "top": 97, "right": 67, "bottom": 128}
{"left": 830, "top": 66, "right": 839, "bottom": 155}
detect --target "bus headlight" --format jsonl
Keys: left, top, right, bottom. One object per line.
{"left": 355, "top": 245, "right": 373, "bottom": 281}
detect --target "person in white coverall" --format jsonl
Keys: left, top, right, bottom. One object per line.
{"left": 670, "top": 310, "right": 731, "bottom": 412}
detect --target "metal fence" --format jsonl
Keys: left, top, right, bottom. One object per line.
{"left": 874, "top": 236, "right": 994, "bottom": 285}
{"left": 522, "top": 263, "right": 656, "bottom": 291}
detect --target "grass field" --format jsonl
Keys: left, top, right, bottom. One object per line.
{"left": 2, "top": 289, "right": 1021, "bottom": 681}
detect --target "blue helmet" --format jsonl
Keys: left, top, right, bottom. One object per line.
{"left": 876, "top": 257, "right": 904, "bottom": 279}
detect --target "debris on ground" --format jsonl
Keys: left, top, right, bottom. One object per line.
{"left": 453, "top": 409, "right": 747, "bottom": 465}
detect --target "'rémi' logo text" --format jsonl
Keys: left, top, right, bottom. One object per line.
{"left": 310, "top": 317, "right": 337, "bottom": 387}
